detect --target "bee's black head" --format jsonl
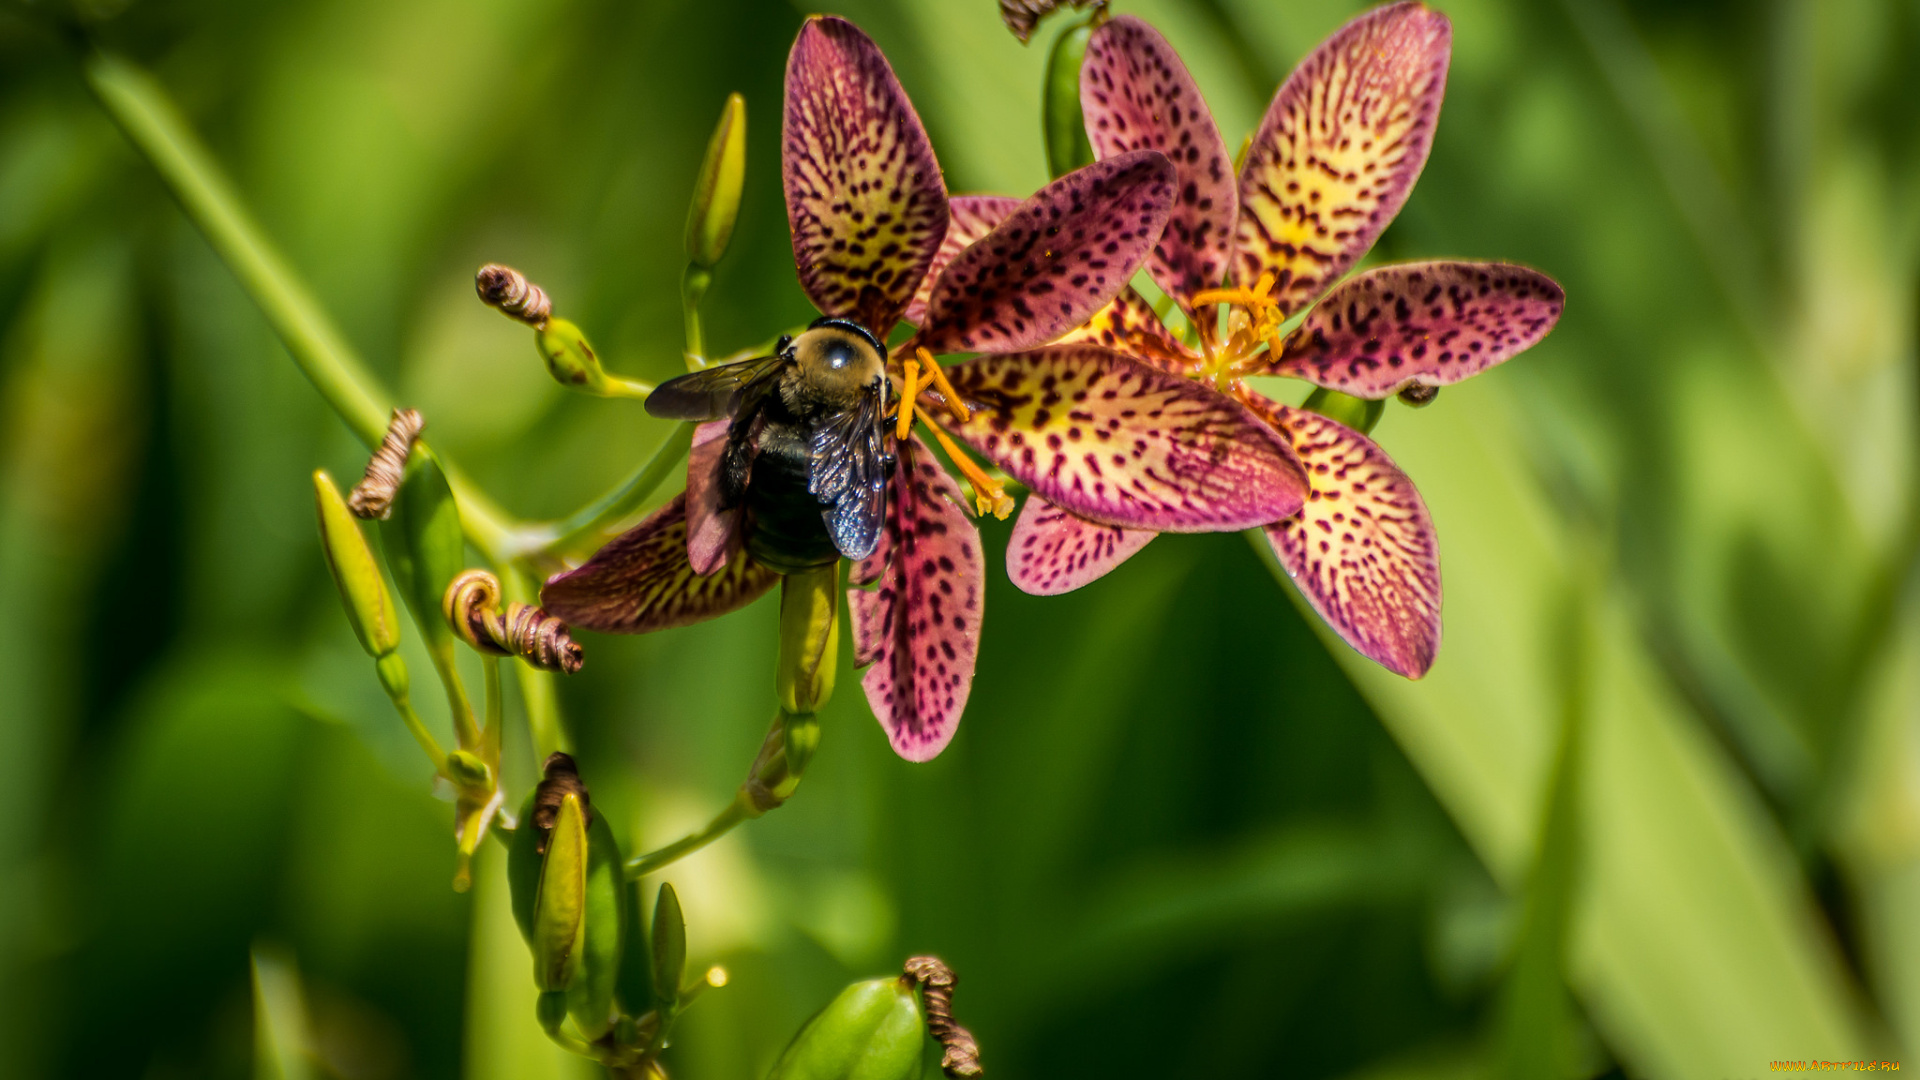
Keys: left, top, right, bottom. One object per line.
{"left": 807, "top": 316, "right": 884, "bottom": 356}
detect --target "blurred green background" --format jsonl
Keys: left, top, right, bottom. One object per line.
{"left": 2, "top": 0, "right": 1918, "bottom": 1076}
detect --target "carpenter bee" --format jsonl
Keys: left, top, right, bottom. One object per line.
{"left": 646, "top": 317, "right": 891, "bottom": 574}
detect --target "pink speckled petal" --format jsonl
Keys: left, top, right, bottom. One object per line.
{"left": 544, "top": 493, "right": 779, "bottom": 634}
{"left": 939, "top": 344, "right": 1307, "bottom": 531}
{"left": 1082, "top": 15, "right": 1236, "bottom": 313}
{"left": 1235, "top": 2, "right": 1451, "bottom": 316}
{"left": 1267, "top": 261, "right": 1563, "bottom": 397}
{"left": 785, "top": 16, "right": 949, "bottom": 335}
{"left": 1244, "top": 394, "right": 1439, "bottom": 678}
{"left": 915, "top": 151, "right": 1176, "bottom": 355}
{"left": 685, "top": 420, "right": 741, "bottom": 574}
{"left": 903, "top": 195, "right": 1023, "bottom": 328}
{"left": 1007, "top": 495, "right": 1156, "bottom": 595}
{"left": 1054, "top": 285, "right": 1200, "bottom": 377}
{"left": 848, "top": 436, "right": 983, "bottom": 762}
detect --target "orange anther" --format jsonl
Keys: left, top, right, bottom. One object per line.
{"left": 916, "top": 347, "right": 970, "bottom": 423}
{"left": 915, "top": 404, "right": 1013, "bottom": 520}
{"left": 895, "top": 358, "right": 921, "bottom": 440}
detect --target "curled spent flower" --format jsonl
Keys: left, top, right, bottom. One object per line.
{"left": 475, "top": 263, "right": 552, "bottom": 328}
{"left": 444, "top": 568, "right": 585, "bottom": 673}
{"left": 902, "top": 956, "right": 982, "bottom": 1078}
{"left": 531, "top": 751, "right": 592, "bottom": 855}
{"left": 998, "top": 0, "right": 1103, "bottom": 43}
{"left": 347, "top": 408, "right": 423, "bottom": 520}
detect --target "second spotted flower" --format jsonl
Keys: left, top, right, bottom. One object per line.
{"left": 970, "top": 2, "right": 1564, "bottom": 678}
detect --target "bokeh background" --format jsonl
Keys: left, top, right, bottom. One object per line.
{"left": 3, "top": 0, "right": 1918, "bottom": 1076}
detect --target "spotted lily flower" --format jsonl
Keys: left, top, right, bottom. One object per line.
{"left": 542, "top": 16, "right": 1306, "bottom": 759}
{"left": 969, "top": 2, "right": 1563, "bottom": 679}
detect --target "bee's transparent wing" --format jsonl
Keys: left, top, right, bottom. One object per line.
{"left": 811, "top": 383, "right": 889, "bottom": 561}
{"left": 644, "top": 355, "right": 786, "bottom": 421}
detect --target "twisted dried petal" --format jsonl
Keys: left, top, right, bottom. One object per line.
{"left": 1267, "top": 261, "right": 1563, "bottom": 397}
{"left": 685, "top": 419, "right": 741, "bottom": 574}
{"left": 543, "top": 493, "right": 778, "bottom": 634}
{"left": 902, "top": 956, "right": 983, "bottom": 1078}
{"left": 1007, "top": 495, "right": 1155, "bottom": 595}
{"left": 915, "top": 151, "right": 1176, "bottom": 355}
{"left": 348, "top": 408, "right": 423, "bottom": 520}
{"left": 475, "top": 264, "right": 551, "bottom": 327}
{"left": 1234, "top": 2, "right": 1451, "bottom": 316}
{"left": 903, "top": 195, "right": 1023, "bottom": 328}
{"left": 1082, "top": 15, "right": 1236, "bottom": 313}
{"left": 848, "top": 437, "right": 983, "bottom": 762}
{"left": 939, "top": 344, "right": 1307, "bottom": 531}
{"left": 785, "top": 16, "right": 949, "bottom": 336}
{"left": 1244, "top": 394, "right": 1440, "bottom": 678}
{"left": 1054, "top": 285, "right": 1199, "bottom": 376}
{"left": 444, "top": 569, "right": 584, "bottom": 674}
{"left": 999, "top": 0, "right": 1089, "bottom": 43}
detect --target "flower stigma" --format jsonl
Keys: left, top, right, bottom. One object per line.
{"left": 1189, "top": 271, "right": 1282, "bottom": 391}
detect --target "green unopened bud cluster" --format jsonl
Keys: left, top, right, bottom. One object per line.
{"left": 508, "top": 754, "right": 723, "bottom": 1070}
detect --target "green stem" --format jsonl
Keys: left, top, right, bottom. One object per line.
{"left": 481, "top": 654, "right": 503, "bottom": 766}
{"left": 508, "top": 422, "right": 694, "bottom": 558}
{"left": 392, "top": 693, "right": 451, "bottom": 778}
{"left": 624, "top": 792, "right": 753, "bottom": 879}
{"left": 82, "top": 49, "right": 520, "bottom": 560}
{"left": 681, "top": 264, "right": 710, "bottom": 368}
{"left": 503, "top": 567, "right": 569, "bottom": 759}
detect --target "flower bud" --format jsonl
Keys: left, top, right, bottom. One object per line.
{"left": 532, "top": 790, "right": 589, "bottom": 993}
{"left": 777, "top": 565, "right": 840, "bottom": 715}
{"left": 1398, "top": 383, "right": 1440, "bottom": 408}
{"left": 537, "top": 317, "right": 611, "bottom": 392}
{"left": 446, "top": 749, "right": 492, "bottom": 788}
{"left": 684, "top": 93, "right": 747, "bottom": 270}
{"left": 314, "top": 470, "right": 401, "bottom": 659}
{"left": 651, "top": 882, "right": 687, "bottom": 1011}
{"left": 1302, "top": 387, "right": 1385, "bottom": 435}
{"left": 1043, "top": 14, "right": 1098, "bottom": 178}
{"left": 765, "top": 977, "right": 926, "bottom": 1080}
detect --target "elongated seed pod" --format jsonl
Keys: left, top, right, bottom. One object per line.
{"left": 348, "top": 408, "right": 424, "bottom": 520}
{"left": 476, "top": 263, "right": 551, "bottom": 327}
{"left": 444, "top": 569, "right": 584, "bottom": 673}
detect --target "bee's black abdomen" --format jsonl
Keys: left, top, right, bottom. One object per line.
{"left": 743, "top": 422, "right": 841, "bottom": 575}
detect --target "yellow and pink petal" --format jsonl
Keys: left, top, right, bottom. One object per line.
{"left": 848, "top": 437, "right": 984, "bottom": 762}
{"left": 543, "top": 493, "right": 779, "bottom": 635}
{"left": 939, "top": 344, "right": 1308, "bottom": 532}
{"left": 1054, "top": 285, "right": 1200, "bottom": 377}
{"left": 913, "top": 151, "right": 1176, "bottom": 356}
{"left": 1082, "top": 14, "right": 1237, "bottom": 315}
{"left": 1006, "top": 495, "right": 1156, "bottom": 596}
{"left": 1234, "top": 2, "right": 1451, "bottom": 317}
{"left": 784, "top": 16, "right": 949, "bottom": 336}
{"left": 1267, "top": 261, "right": 1563, "bottom": 398}
{"left": 1243, "top": 394, "right": 1440, "bottom": 678}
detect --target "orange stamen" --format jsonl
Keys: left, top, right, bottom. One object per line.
{"left": 915, "top": 404, "right": 1014, "bottom": 520}
{"left": 916, "top": 347, "right": 970, "bottom": 423}
{"left": 895, "top": 358, "right": 921, "bottom": 440}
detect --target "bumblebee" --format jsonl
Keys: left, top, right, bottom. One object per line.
{"left": 646, "top": 317, "right": 891, "bottom": 574}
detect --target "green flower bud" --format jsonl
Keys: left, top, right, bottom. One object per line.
{"left": 1302, "top": 387, "right": 1386, "bottom": 435}
{"left": 685, "top": 93, "right": 747, "bottom": 270}
{"left": 651, "top": 882, "right": 687, "bottom": 1011}
{"left": 314, "top": 470, "right": 401, "bottom": 658}
{"left": 446, "top": 749, "right": 492, "bottom": 788}
{"left": 777, "top": 565, "right": 840, "bottom": 715}
{"left": 616, "top": 878, "right": 656, "bottom": 1017}
{"left": 569, "top": 808, "right": 627, "bottom": 1040}
{"left": 536, "top": 317, "right": 607, "bottom": 391}
{"left": 532, "top": 791, "right": 588, "bottom": 993}
{"left": 1043, "top": 15, "right": 1097, "bottom": 179}
{"left": 766, "top": 977, "right": 926, "bottom": 1080}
